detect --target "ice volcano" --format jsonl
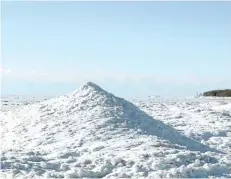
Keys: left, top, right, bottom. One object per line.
{"left": 0, "top": 82, "right": 222, "bottom": 178}
{"left": 1, "top": 82, "right": 210, "bottom": 152}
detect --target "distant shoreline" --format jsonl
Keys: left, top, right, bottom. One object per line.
{"left": 203, "top": 89, "right": 231, "bottom": 97}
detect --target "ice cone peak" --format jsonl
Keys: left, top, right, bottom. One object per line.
{"left": 81, "top": 81, "right": 101, "bottom": 90}
{"left": 69, "top": 81, "right": 109, "bottom": 98}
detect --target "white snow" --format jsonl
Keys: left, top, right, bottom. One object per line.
{"left": 0, "top": 95, "right": 50, "bottom": 112}
{"left": 1, "top": 82, "right": 231, "bottom": 178}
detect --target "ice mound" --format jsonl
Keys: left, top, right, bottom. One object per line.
{"left": 2, "top": 82, "right": 210, "bottom": 151}
{"left": 0, "top": 82, "right": 227, "bottom": 178}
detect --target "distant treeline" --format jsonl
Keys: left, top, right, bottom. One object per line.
{"left": 203, "top": 89, "right": 231, "bottom": 97}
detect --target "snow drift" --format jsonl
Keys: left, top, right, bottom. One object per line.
{"left": 0, "top": 82, "right": 230, "bottom": 178}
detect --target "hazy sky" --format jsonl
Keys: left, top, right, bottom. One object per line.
{"left": 1, "top": 2, "right": 231, "bottom": 98}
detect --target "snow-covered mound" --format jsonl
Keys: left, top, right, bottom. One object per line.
{"left": 0, "top": 82, "right": 230, "bottom": 178}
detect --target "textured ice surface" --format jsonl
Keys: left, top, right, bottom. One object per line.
{"left": 1, "top": 82, "right": 231, "bottom": 178}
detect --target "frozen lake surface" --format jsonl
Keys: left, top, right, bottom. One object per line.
{"left": 1, "top": 83, "right": 231, "bottom": 178}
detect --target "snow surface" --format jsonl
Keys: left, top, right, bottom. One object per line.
{"left": 1, "top": 82, "right": 231, "bottom": 178}
{"left": 0, "top": 95, "right": 50, "bottom": 112}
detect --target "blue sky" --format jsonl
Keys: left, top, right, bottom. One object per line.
{"left": 1, "top": 2, "right": 231, "bottom": 98}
